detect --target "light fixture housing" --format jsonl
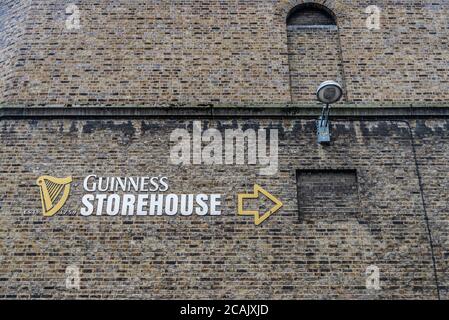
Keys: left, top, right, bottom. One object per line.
{"left": 316, "top": 80, "right": 343, "bottom": 104}
{"left": 316, "top": 81, "right": 343, "bottom": 145}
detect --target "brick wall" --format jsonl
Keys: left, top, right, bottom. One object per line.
{"left": 0, "top": 0, "right": 31, "bottom": 103}
{"left": 0, "top": 118, "right": 443, "bottom": 299}
{"left": 0, "top": 0, "right": 448, "bottom": 105}
{"left": 1, "top": 0, "right": 448, "bottom": 301}
{"left": 413, "top": 120, "right": 449, "bottom": 299}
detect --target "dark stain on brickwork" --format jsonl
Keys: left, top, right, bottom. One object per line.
{"left": 82, "top": 120, "right": 136, "bottom": 138}
{"left": 358, "top": 121, "right": 410, "bottom": 137}
{"left": 69, "top": 121, "right": 78, "bottom": 134}
{"left": 332, "top": 123, "right": 357, "bottom": 141}
{"left": 140, "top": 121, "right": 172, "bottom": 136}
{"left": 28, "top": 120, "right": 38, "bottom": 129}
{"left": 414, "top": 119, "right": 449, "bottom": 137}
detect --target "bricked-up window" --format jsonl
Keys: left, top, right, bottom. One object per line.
{"left": 296, "top": 170, "right": 359, "bottom": 220}
{"left": 287, "top": 4, "right": 345, "bottom": 102}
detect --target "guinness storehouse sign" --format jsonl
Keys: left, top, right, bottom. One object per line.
{"left": 37, "top": 175, "right": 222, "bottom": 217}
{"left": 35, "top": 175, "right": 283, "bottom": 225}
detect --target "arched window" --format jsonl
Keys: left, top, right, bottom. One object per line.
{"left": 287, "top": 3, "right": 345, "bottom": 102}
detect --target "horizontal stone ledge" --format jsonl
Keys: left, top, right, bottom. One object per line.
{"left": 2, "top": 104, "right": 449, "bottom": 120}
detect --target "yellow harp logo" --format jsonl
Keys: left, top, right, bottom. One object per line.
{"left": 36, "top": 176, "right": 72, "bottom": 217}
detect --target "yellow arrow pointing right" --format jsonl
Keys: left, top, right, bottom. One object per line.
{"left": 237, "top": 184, "right": 283, "bottom": 226}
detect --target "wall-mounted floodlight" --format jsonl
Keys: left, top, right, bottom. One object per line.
{"left": 316, "top": 81, "right": 343, "bottom": 144}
